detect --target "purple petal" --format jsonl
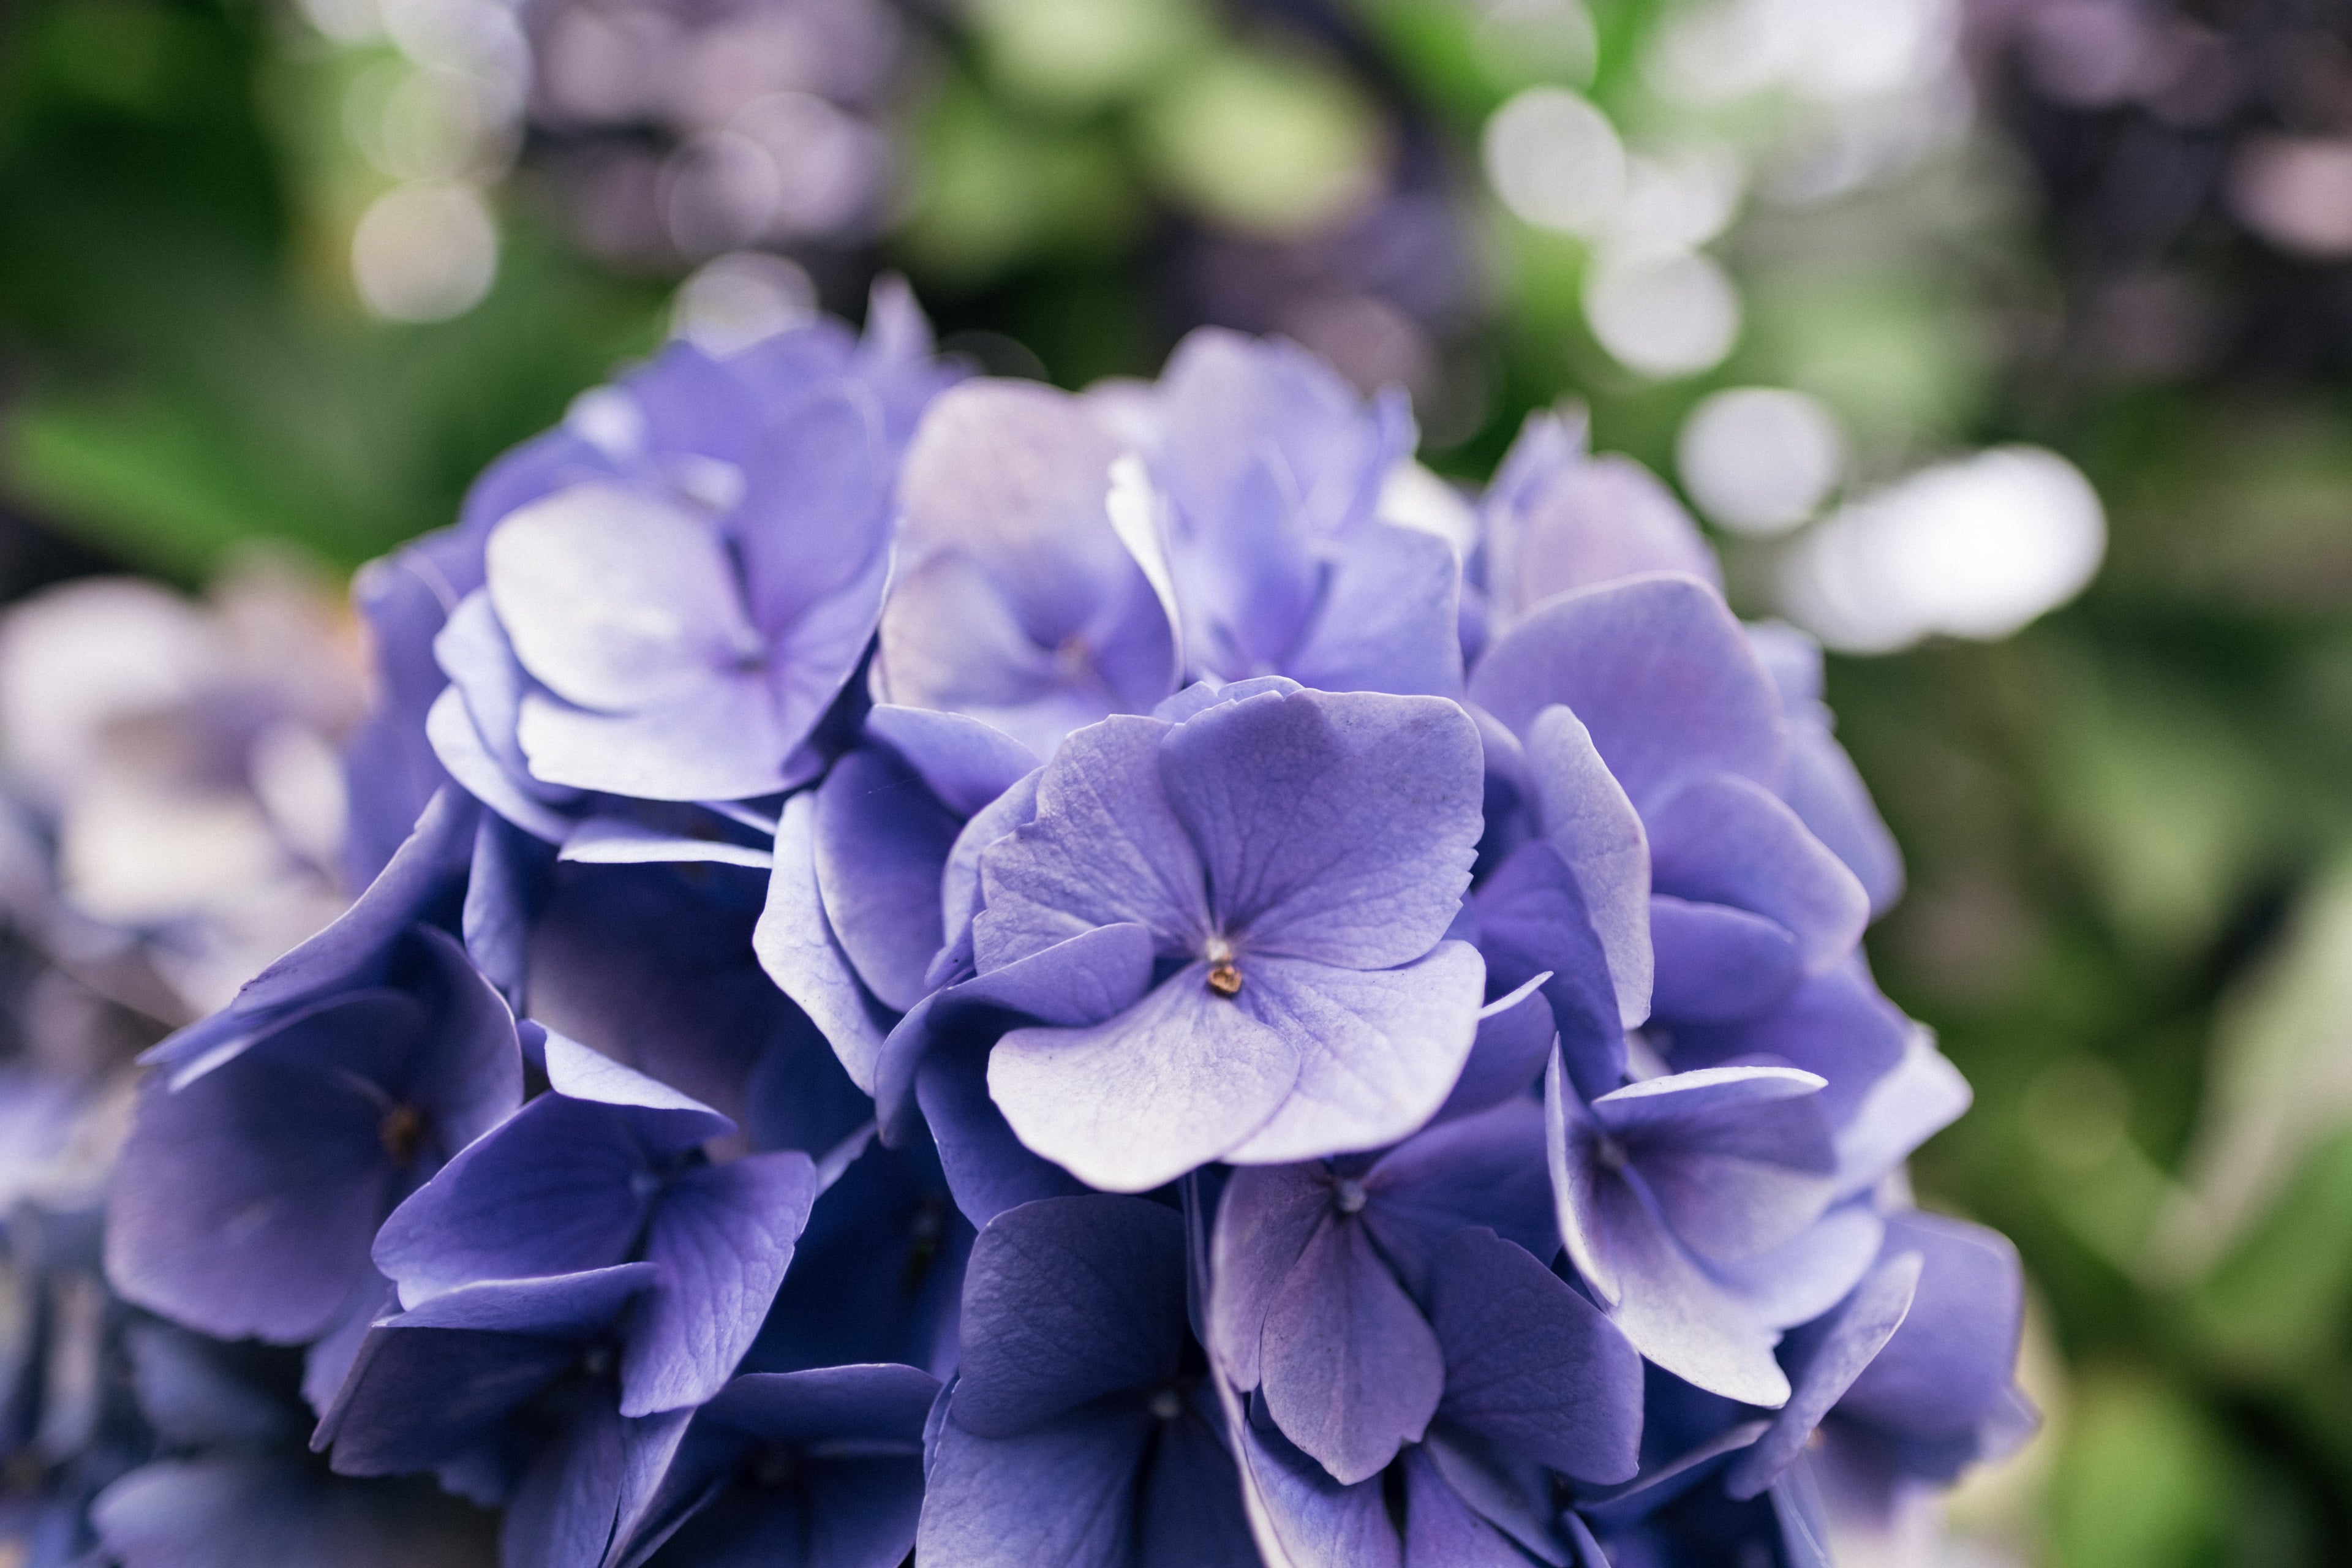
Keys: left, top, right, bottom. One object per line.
{"left": 487, "top": 484, "right": 757, "bottom": 713}
{"left": 951, "top": 1196, "right": 1186, "bottom": 1438}
{"left": 1469, "top": 839, "right": 1625, "bottom": 1102}
{"left": 1427, "top": 1228, "right": 1643, "bottom": 1485}
{"left": 1839, "top": 1212, "right": 2024, "bottom": 1440}
{"left": 755, "top": 793, "right": 892, "bottom": 1094}
{"left": 502, "top": 1396, "right": 690, "bottom": 1568}
{"left": 111, "top": 995, "right": 424, "bottom": 1342}
{"left": 914, "top": 1039, "right": 1088, "bottom": 1228}
{"left": 1257, "top": 1214, "right": 1444, "bottom": 1483}
{"left": 1208, "top": 1163, "right": 1332, "bottom": 1392}
{"left": 1725, "top": 1251, "right": 1921, "bottom": 1499}
{"left": 916, "top": 1402, "right": 1153, "bottom": 1568}
{"left": 1649, "top": 896, "right": 1803, "bottom": 1023}
{"left": 1284, "top": 520, "right": 1464, "bottom": 699}
{"left": 319, "top": 1265, "right": 662, "bottom": 1474}
{"left": 1221, "top": 943, "right": 1487, "bottom": 1166}
{"left": 1524, "top": 703, "right": 1653, "bottom": 1028}
{"left": 1646, "top": 774, "right": 1868, "bottom": 976}
{"left": 1432, "top": 978, "right": 1557, "bottom": 1123}
{"left": 815, "top": 747, "right": 959, "bottom": 1012}
{"left": 1157, "top": 688, "right": 1482, "bottom": 970}
{"left": 1593, "top": 1067, "right": 1838, "bottom": 1263}
{"left": 1400, "top": 1445, "right": 1544, "bottom": 1567}
{"left": 1360, "top": 1099, "right": 1556, "bottom": 1295}
{"left": 624, "top": 1152, "right": 819, "bottom": 1415}
{"left": 1227, "top": 1404, "right": 1403, "bottom": 1568}
{"left": 1784, "top": 721, "right": 1904, "bottom": 917}
{"left": 865, "top": 704, "right": 1039, "bottom": 817}
{"left": 973, "top": 715, "right": 1207, "bottom": 971}
{"left": 989, "top": 967, "right": 1300, "bottom": 1193}
{"left": 143, "top": 788, "right": 479, "bottom": 1081}
{"left": 1488, "top": 440, "right": 1721, "bottom": 621}
{"left": 875, "top": 921, "right": 1155, "bottom": 1139}
{"left": 1670, "top": 963, "right": 1909, "bottom": 1126}
{"left": 1545, "top": 1054, "right": 1790, "bottom": 1406}
{"left": 1467, "top": 573, "right": 1787, "bottom": 812}
{"left": 374, "top": 1096, "right": 654, "bottom": 1307}
{"left": 733, "top": 391, "right": 890, "bottom": 633}
{"left": 559, "top": 817, "right": 775, "bottom": 869}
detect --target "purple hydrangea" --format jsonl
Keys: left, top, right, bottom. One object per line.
{"left": 84, "top": 300, "right": 2033, "bottom": 1568}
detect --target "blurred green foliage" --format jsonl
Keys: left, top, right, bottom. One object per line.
{"left": 0, "top": 0, "right": 666, "bottom": 578}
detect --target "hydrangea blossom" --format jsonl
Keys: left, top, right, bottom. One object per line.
{"left": 69, "top": 299, "right": 2035, "bottom": 1568}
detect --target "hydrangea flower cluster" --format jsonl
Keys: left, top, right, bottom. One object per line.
{"left": 89, "top": 284, "right": 2034, "bottom": 1567}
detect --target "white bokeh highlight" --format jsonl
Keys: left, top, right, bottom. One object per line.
{"left": 1779, "top": 446, "right": 2106, "bottom": 652}
{"left": 1678, "top": 387, "right": 1849, "bottom": 535}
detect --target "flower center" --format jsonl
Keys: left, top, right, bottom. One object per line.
{"left": 1332, "top": 1178, "right": 1368, "bottom": 1215}
{"left": 379, "top": 1104, "right": 425, "bottom": 1166}
{"left": 1148, "top": 1388, "right": 1184, "bottom": 1422}
{"left": 1204, "top": 936, "right": 1242, "bottom": 998}
{"left": 1595, "top": 1136, "right": 1629, "bottom": 1172}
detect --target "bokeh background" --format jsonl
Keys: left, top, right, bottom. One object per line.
{"left": 3, "top": 0, "right": 2351, "bottom": 1561}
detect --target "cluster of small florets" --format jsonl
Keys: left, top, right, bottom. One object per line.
{"left": 93, "top": 282, "right": 2033, "bottom": 1568}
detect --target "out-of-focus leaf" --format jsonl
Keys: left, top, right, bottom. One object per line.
{"left": 2049, "top": 1370, "right": 2241, "bottom": 1568}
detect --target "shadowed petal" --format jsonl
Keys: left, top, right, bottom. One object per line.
{"left": 815, "top": 747, "right": 959, "bottom": 1012}
{"left": 1257, "top": 1215, "right": 1444, "bottom": 1484}
{"left": 624, "top": 1152, "right": 820, "bottom": 1415}
{"left": 1428, "top": 1228, "right": 1642, "bottom": 1485}
{"left": 1725, "top": 1251, "right": 1921, "bottom": 1499}
{"left": 951, "top": 1197, "right": 1188, "bottom": 1439}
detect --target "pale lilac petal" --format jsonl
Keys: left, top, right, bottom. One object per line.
{"left": 486, "top": 484, "right": 758, "bottom": 712}
{"left": 1703, "top": 1200, "right": 1885, "bottom": 1330}
{"left": 559, "top": 816, "right": 775, "bottom": 869}
{"left": 988, "top": 968, "right": 1300, "bottom": 1193}
{"left": 518, "top": 674, "right": 793, "bottom": 801}
{"left": 1524, "top": 703, "right": 1652, "bottom": 1028}
{"left": 1284, "top": 520, "right": 1463, "bottom": 698}
{"left": 1831, "top": 1036, "right": 1972, "bottom": 1199}
{"left": 428, "top": 679, "right": 572, "bottom": 843}
{"left": 755, "top": 793, "right": 892, "bottom": 1094}
{"left": 1156, "top": 689, "right": 1481, "bottom": 970}
{"left": 1220, "top": 942, "right": 1485, "bottom": 1166}
{"left": 815, "top": 747, "right": 959, "bottom": 1011}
